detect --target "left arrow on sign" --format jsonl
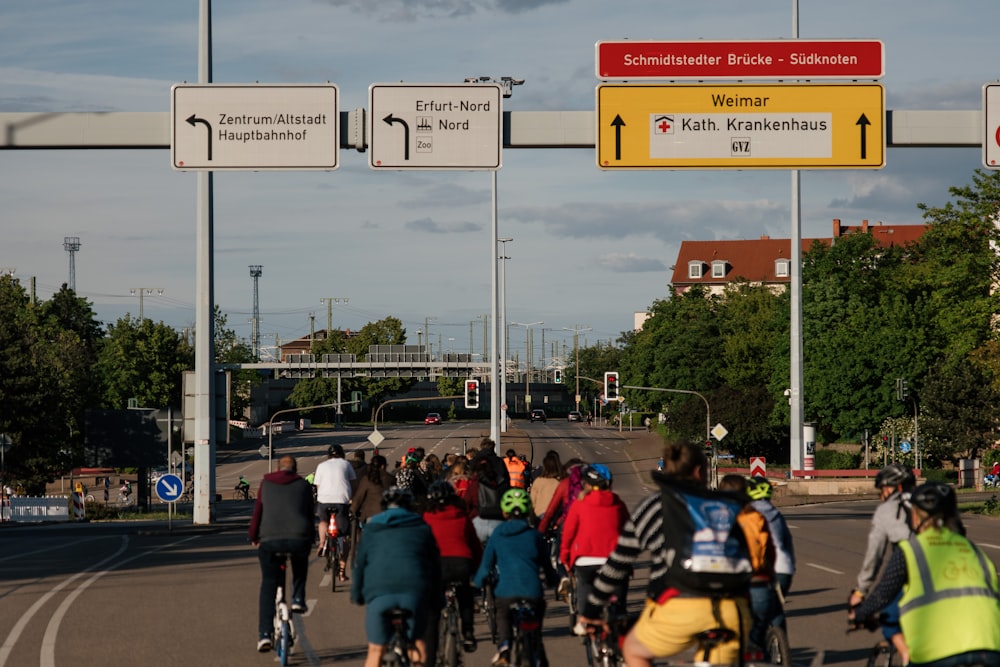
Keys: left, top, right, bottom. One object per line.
{"left": 186, "top": 114, "right": 214, "bottom": 161}
{"left": 382, "top": 114, "right": 410, "bottom": 160}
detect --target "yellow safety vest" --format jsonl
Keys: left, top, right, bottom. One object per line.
{"left": 898, "top": 528, "right": 1000, "bottom": 664}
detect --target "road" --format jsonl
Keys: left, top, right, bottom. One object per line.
{"left": 1, "top": 420, "right": 998, "bottom": 666}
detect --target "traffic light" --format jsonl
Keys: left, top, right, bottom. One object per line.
{"left": 705, "top": 440, "right": 714, "bottom": 457}
{"left": 896, "top": 377, "right": 909, "bottom": 402}
{"left": 604, "top": 371, "right": 619, "bottom": 402}
{"left": 554, "top": 369, "right": 562, "bottom": 384}
{"left": 464, "top": 379, "right": 480, "bottom": 409}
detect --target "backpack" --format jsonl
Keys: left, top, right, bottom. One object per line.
{"left": 477, "top": 478, "right": 506, "bottom": 520}
{"left": 657, "top": 478, "right": 753, "bottom": 597}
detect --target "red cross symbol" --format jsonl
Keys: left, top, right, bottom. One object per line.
{"left": 658, "top": 118, "right": 671, "bottom": 133}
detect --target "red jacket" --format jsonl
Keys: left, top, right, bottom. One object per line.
{"left": 423, "top": 504, "right": 483, "bottom": 564}
{"left": 559, "top": 489, "right": 629, "bottom": 568}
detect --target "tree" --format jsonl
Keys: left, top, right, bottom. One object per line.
{"left": 97, "top": 316, "right": 194, "bottom": 410}
{"left": 919, "top": 355, "right": 999, "bottom": 465}
{"left": 214, "top": 307, "right": 258, "bottom": 420}
{"left": 346, "top": 317, "right": 418, "bottom": 414}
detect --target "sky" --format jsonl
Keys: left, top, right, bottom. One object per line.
{"left": 1, "top": 0, "right": 996, "bottom": 365}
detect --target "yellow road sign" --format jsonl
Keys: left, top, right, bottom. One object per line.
{"left": 597, "top": 83, "right": 884, "bottom": 169}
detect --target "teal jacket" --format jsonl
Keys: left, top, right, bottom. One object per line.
{"left": 350, "top": 507, "right": 441, "bottom": 606}
{"left": 474, "top": 518, "right": 556, "bottom": 599}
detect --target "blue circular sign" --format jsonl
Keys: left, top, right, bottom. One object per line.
{"left": 155, "top": 473, "right": 184, "bottom": 503}
{"left": 899, "top": 441, "right": 912, "bottom": 454}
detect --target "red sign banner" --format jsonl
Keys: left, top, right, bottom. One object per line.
{"left": 596, "top": 40, "right": 884, "bottom": 80}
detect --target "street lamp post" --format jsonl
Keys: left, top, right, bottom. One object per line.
{"left": 466, "top": 75, "right": 522, "bottom": 448}
{"left": 497, "top": 238, "right": 513, "bottom": 430}
{"left": 130, "top": 287, "right": 164, "bottom": 321}
{"left": 511, "top": 321, "right": 542, "bottom": 413}
{"left": 564, "top": 325, "right": 591, "bottom": 412}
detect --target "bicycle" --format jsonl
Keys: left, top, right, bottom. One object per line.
{"left": 321, "top": 516, "right": 350, "bottom": 592}
{"left": 565, "top": 570, "right": 579, "bottom": 632}
{"left": 848, "top": 613, "right": 903, "bottom": 667}
{"left": 437, "top": 582, "right": 464, "bottom": 667}
{"left": 381, "top": 607, "right": 415, "bottom": 667}
{"left": 116, "top": 492, "right": 134, "bottom": 507}
{"left": 273, "top": 552, "right": 296, "bottom": 666}
{"left": 583, "top": 608, "right": 629, "bottom": 667}
{"left": 233, "top": 486, "right": 254, "bottom": 501}
{"left": 758, "top": 583, "right": 792, "bottom": 666}
{"left": 508, "top": 599, "right": 546, "bottom": 667}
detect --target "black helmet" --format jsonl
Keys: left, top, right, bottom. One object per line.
{"left": 381, "top": 486, "right": 415, "bottom": 511}
{"left": 427, "top": 480, "right": 456, "bottom": 505}
{"left": 328, "top": 444, "right": 345, "bottom": 458}
{"left": 907, "top": 481, "right": 957, "bottom": 517}
{"left": 874, "top": 463, "right": 915, "bottom": 489}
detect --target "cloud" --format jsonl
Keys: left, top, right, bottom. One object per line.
{"left": 315, "top": 0, "right": 566, "bottom": 20}
{"left": 405, "top": 217, "right": 482, "bottom": 233}
{"left": 596, "top": 252, "right": 667, "bottom": 273}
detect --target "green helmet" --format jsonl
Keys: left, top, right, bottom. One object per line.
{"left": 500, "top": 487, "right": 532, "bottom": 517}
{"left": 747, "top": 476, "right": 772, "bottom": 501}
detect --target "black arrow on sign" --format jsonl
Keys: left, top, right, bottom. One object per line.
{"left": 382, "top": 114, "right": 410, "bottom": 161}
{"left": 611, "top": 114, "right": 626, "bottom": 161}
{"left": 856, "top": 113, "right": 871, "bottom": 160}
{"left": 186, "top": 114, "right": 213, "bottom": 161}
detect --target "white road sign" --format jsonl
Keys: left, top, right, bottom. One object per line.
{"left": 368, "top": 83, "right": 502, "bottom": 170}
{"left": 711, "top": 423, "right": 729, "bottom": 441}
{"left": 984, "top": 84, "right": 1000, "bottom": 169}
{"left": 171, "top": 84, "right": 339, "bottom": 171}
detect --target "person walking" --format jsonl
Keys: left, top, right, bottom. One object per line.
{"left": 249, "top": 455, "right": 315, "bottom": 653}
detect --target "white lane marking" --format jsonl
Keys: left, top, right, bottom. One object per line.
{"left": 0, "top": 536, "right": 130, "bottom": 667}
{"left": 807, "top": 562, "right": 844, "bottom": 575}
{"left": 980, "top": 543, "right": 1000, "bottom": 550}
{"left": 40, "top": 534, "right": 201, "bottom": 667}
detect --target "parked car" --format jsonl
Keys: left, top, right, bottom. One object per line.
{"left": 567, "top": 410, "right": 583, "bottom": 422}
{"left": 424, "top": 412, "right": 442, "bottom": 425}
{"left": 530, "top": 409, "right": 547, "bottom": 422}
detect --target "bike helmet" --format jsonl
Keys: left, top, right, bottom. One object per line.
{"left": 583, "top": 463, "right": 613, "bottom": 487}
{"left": 747, "top": 476, "right": 773, "bottom": 501}
{"left": 426, "top": 480, "right": 456, "bottom": 506}
{"left": 907, "top": 481, "right": 957, "bottom": 517}
{"left": 874, "top": 463, "right": 915, "bottom": 489}
{"left": 381, "top": 486, "right": 415, "bottom": 511}
{"left": 328, "top": 444, "right": 345, "bottom": 458}
{"left": 499, "top": 487, "right": 533, "bottom": 517}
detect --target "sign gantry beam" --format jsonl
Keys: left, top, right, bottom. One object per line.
{"left": 0, "top": 109, "right": 984, "bottom": 151}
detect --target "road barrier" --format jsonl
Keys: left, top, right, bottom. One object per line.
{"left": 2, "top": 495, "right": 71, "bottom": 522}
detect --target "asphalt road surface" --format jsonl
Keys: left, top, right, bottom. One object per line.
{"left": 2, "top": 420, "right": 998, "bottom": 666}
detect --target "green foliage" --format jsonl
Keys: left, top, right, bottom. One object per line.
{"left": 97, "top": 316, "right": 193, "bottom": 410}
{"left": 437, "top": 375, "right": 462, "bottom": 398}
{"left": 814, "top": 448, "right": 861, "bottom": 470}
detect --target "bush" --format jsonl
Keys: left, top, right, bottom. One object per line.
{"left": 921, "top": 468, "right": 956, "bottom": 483}
{"left": 815, "top": 449, "right": 860, "bottom": 470}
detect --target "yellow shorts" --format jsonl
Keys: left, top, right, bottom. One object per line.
{"left": 632, "top": 596, "right": 750, "bottom": 663}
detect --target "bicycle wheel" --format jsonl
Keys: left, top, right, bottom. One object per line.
{"left": 330, "top": 545, "right": 338, "bottom": 592}
{"left": 865, "top": 641, "right": 899, "bottom": 667}
{"left": 278, "top": 619, "right": 292, "bottom": 666}
{"left": 441, "top": 614, "right": 460, "bottom": 667}
{"left": 482, "top": 585, "right": 498, "bottom": 644}
{"left": 764, "top": 625, "right": 792, "bottom": 666}
{"left": 566, "top": 577, "right": 578, "bottom": 630}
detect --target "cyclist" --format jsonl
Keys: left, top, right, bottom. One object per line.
{"left": 529, "top": 450, "right": 563, "bottom": 522}
{"left": 503, "top": 449, "right": 528, "bottom": 489}
{"left": 235, "top": 474, "right": 251, "bottom": 499}
{"left": 849, "top": 462, "right": 916, "bottom": 660}
{"left": 579, "top": 441, "right": 754, "bottom": 667}
{"left": 422, "top": 480, "right": 482, "bottom": 654}
{"left": 314, "top": 444, "right": 357, "bottom": 580}
{"left": 473, "top": 488, "right": 557, "bottom": 666}
{"left": 351, "top": 454, "right": 392, "bottom": 525}
{"left": 720, "top": 475, "right": 775, "bottom": 654}
{"left": 849, "top": 481, "right": 1000, "bottom": 667}
{"left": 559, "top": 463, "right": 630, "bottom": 635}
{"left": 351, "top": 486, "right": 442, "bottom": 667}
{"left": 747, "top": 476, "right": 796, "bottom": 630}
{"left": 249, "top": 454, "right": 314, "bottom": 652}
{"left": 119, "top": 479, "right": 132, "bottom": 501}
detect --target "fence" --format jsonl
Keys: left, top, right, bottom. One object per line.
{"left": 1, "top": 495, "right": 71, "bottom": 523}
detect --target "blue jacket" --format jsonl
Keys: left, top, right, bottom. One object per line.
{"left": 350, "top": 507, "right": 441, "bottom": 606}
{"left": 474, "top": 518, "right": 556, "bottom": 599}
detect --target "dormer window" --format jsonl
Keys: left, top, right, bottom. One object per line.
{"left": 775, "top": 258, "right": 790, "bottom": 277}
{"left": 688, "top": 261, "right": 704, "bottom": 279}
{"left": 711, "top": 260, "right": 727, "bottom": 278}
